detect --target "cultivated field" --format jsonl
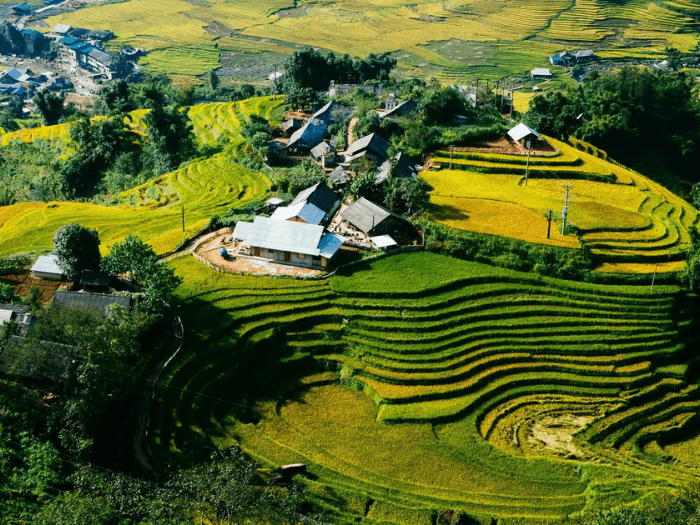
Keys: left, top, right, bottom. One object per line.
{"left": 423, "top": 137, "right": 699, "bottom": 273}
{"left": 42, "top": 0, "right": 700, "bottom": 84}
{"left": 149, "top": 252, "right": 700, "bottom": 524}
{"left": 0, "top": 97, "right": 283, "bottom": 257}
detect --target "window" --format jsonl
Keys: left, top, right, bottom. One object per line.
{"left": 298, "top": 253, "right": 305, "bottom": 259}
{"left": 268, "top": 249, "right": 274, "bottom": 254}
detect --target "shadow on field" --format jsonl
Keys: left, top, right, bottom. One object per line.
{"left": 430, "top": 203, "right": 470, "bottom": 222}
{"left": 154, "top": 294, "right": 343, "bottom": 466}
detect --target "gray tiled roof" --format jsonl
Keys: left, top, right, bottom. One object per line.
{"left": 345, "top": 133, "right": 390, "bottom": 160}
{"left": 310, "top": 141, "right": 336, "bottom": 159}
{"left": 340, "top": 197, "right": 402, "bottom": 234}
{"left": 53, "top": 291, "right": 131, "bottom": 316}
{"left": 329, "top": 166, "right": 350, "bottom": 184}
{"left": 233, "top": 217, "right": 324, "bottom": 256}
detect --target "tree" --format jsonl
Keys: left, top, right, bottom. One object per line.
{"left": 665, "top": 46, "right": 683, "bottom": 71}
{"left": 383, "top": 176, "right": 432, "bottom": 215}
{"left": 284, "top": 159, "right": 326, "bottom": 195}
{"left": 0, "top": 282, "right": 18, "bottom": 303}
{"left": 141, "top": 104, "right": 196, "bottom": 175}
{"left": 34, "top": 91, "right": 65, "bottom": 126}
{"left": 52, "top": 223, "right": 101, "bottom": 280}
{"left": 207, "top": 69, "right": 220, "bottom": 91}
{"left": 420, "top": 86, "right": 469, "bottom": 125}
{"left": 101, "top": 234, "right": 182, "bottom": 312}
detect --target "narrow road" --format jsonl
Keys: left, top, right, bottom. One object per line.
{"left": 347, "top": 117, "right": 358, "bottom": 147}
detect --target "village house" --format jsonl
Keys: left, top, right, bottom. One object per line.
{"left": 328, "top": 80, "right": 383, "bottom": 98}
{"left": 57, "top": 36, "right": 116, "bottom": 79}
{"left": 375, "top": 152, "right": 419, "bottom": 184}
{"left": 329, "top": 165, "right": 351, "bottom": 189}
{"left": 310, "top": 141, "right": 337, "bottom": 168}
{"left": 507, "top": 123, "right": 545, "bottom": 147}
{"left": 30, "top": 254, "right": 65, "bottom": 281}
{"left": 286, "top": 101, "right": 336, "bottom": 152}
{"left": 10, "top": 4, "right": 31, "bottom": 16}
{"left": 339, "top": 197, "right": 416, "bottom": 244}
{"left": 282, "top": 118, "right": 303, "bottom": 137}
{"left": 0, "top": 304, "right": 34, "bottom": 335}
{"left": 232, "top": 217, "right": 345, "bottom": 269}
{"left": 345, "top": 132, "right": 390, "bottom": 163}
{"left": 376, "top": 98, "right": 417, "bottom": 121}
{"left": 271, "top": 182, "right": 340, "bottom": 226}
{"left": 52, "top": 291, "right": 131, "bottom": 317}
{"left": 530, "top": 68, "right": 553, "bottom": 80}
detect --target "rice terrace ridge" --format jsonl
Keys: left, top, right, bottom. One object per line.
{"left": 1, "top": 0, "right": 700, "bottom": 524}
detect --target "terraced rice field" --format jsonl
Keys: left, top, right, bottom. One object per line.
{"left": 423, "top": 137, "right": 699, "bottom": 272}
{"left": 151, "top": 253, "right": 700, "bottom": 524}
{"left": 44, "top": 0, "right": 700, "bottom": 83}
{"left": 0, "top": 97, "right": 282, "bottom": 256}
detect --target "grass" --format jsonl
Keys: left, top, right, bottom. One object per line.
{"left": 145, "top": 252, "right": 700, "bottom": 524}
{"left": 0, "top": 97, "right": 282, "bottom": 257}
{"left": 423, "top": 136, "right": 699, "bottom": 272}
{"left": 40, "top": 0, "right": 700, "bottom": 84}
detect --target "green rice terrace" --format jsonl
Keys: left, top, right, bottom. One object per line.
{"left": 0, "top": 96, "right": 283, "bottom": 256}
{"left": 148, "top": 252, "right": 700, "bottom": 524}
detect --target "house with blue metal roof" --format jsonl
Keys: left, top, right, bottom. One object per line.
{"left": 233, "top": 217, "right": 345, "bottom": 269}
{"left": 10, "top": 4, "right": 31, "bottom": 16}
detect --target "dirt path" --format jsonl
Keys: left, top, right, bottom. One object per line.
{"left": 347, "top": 117, "right": 358, "bottom": 147}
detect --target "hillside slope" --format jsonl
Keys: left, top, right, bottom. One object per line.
{"left": 149, "top": 252, "right": 700, "bottom": 524}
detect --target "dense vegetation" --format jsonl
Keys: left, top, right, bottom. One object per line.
{"left": 524, "top": 67, "right": 700, "bottom": 194}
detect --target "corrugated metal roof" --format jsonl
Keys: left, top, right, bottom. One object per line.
{"left": 31, "top": 255, "right": 64, "bottom": 276}
{"left": 340, "top": 197, "right": 395, "bottom": 234}
{"left": 329, "top": 166, "right": 350, "bottom": 184}
{"left": 310, "top": 101, "right": 335, "bottom": 123}
{"left": 58, "top": 36, "right": 78, "bottom": 45}
{"left": 0, "top": 310, "right": 13, "bottom": 326}
{"left": 318, "top": 233, "right": 345, "bottom": 259}
{"left": 286, "top": 120, "right": 325, "bottom": 149}
{"left": 507, "top": 123, "right": 542, "bottom": 143}
{"left": 233, "top": 217, "right": 324, "bottom": 256}
{"left": 310, "top": 141, "right": 335, "bottom": 159}
{"left": 52, "top": 24, "right": 71, "bottom": 34}
{"left": 87, "top": 48, "right": 112, "bottom": 65}
{"left": 53, "top": 291, "right": 131, "bottom": 316}
{"left": 266, "top": 197, "right": 285, "bottom": 206}
{"left": 370, "top": 235, "right": 397, "bottom": 248}
{"left": 270, "top": 202, "right": 326, "bottom": 225}
{"left": 531, "top": 68, "right": 552, "bottom": 76}
{"left": 290, "top": 182, "right": 338, "bottom": 214}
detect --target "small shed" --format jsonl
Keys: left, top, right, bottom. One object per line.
{"left": 370, "top": 235, "right": 398, "bottom": 250}
{"left": 531, "top": 68, "right": 553, "bottom": 79}
{"left": 454, "top": 114, "right": 469, "bottom": 125}
{"left": 79, "top": 272, "right": 111, "bottom": 292}
{"left": 550, "top": 56, "right": 565, "bottom": 66}
{"left": 329, "top": 165, "right": 351, "bottom": 187}
{"left": 310, "top": 141, "right": 337, "bottom": 168}
{"left": 282, "top": 118, "right": 302, "bottom": 136}
{"left": 10, "top": 4, "right": 31, "bottom": 15}
{"left": 507, "top": 123, "right": 544, "bottom": 147}
{"left": 30, "top": 255, "right": 64, "bottom": 281}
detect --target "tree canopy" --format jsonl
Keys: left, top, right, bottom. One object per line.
{"left": 52, "top": 223, "right": 101, "bottom": 280}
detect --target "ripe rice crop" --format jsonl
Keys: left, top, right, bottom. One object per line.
{"left": 149, "top": 252, "right": 700, "bottom": 524}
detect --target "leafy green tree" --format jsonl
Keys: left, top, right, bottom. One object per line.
{"left": 34, "top": 91, "right": 66, "bottom": 126}
{"left": 141, "top": 104, "right": 196, "bottom": 175}
{"left": 419, "top": 86, "right": 469, "bottom": 125}
{"left": 665, "top": 46, "right": 683, "bottom": 71}
{"left": 93, "top": 79, "right": 133, "bottom": 114}
{"left": 383, "top": 176, "right": 432, "bottom": 215}
{"left": 207, "top": 69, "right": 220, "bottom": 91}
{"left": 101, "top": 234, "right": 182, "bottom": 312}
{"left": 52, "top": 223, "right": 101, "bottom": 280}
{"left": 0, "top": 282, "right": 18, "bottom": 303}
{"left": 284, "top": 158, "right": 326, "bottom": 195}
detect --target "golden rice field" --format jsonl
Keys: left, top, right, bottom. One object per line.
{"left": 43, "top": 0, "right": 700, "bottom": 83}
{"left": 423, "top": 136, "right": 699, "bottom": 273}
{"left": 149, "top": 252, "right": 700, "bottom": 524}
{"left": 0, "top": 97, "right": 283, "bottom": 257}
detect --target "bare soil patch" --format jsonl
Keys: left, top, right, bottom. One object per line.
{"left": 527, "top": 413, "right": 594, "bottom": 458}
{"left": 455, "top": 136, "right": 557, "bottom": 156}
{"left": 0, "top": 271, "right": 67, "bottom": 303}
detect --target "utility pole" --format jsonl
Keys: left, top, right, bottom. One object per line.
{"left": 494, "top": 80, "right": 500, "bottom": 111}
{"left": 181, "top": 206, "right": 185, "bottom": 233}
{"left": 651, "top": 263, "right": 658, "bottom": 291}
{"left": 509, "top": 81, "right": 514, "bottom": 120}
{"left": 449, "top": 144, "right": 454, "bottom": 170}
{"left": 475, "top": 78, "right": 481, "bottom": 107}
{"left": 524, "top": 140, "right": 532, "bottom": 186}
{"left": 272, "top": 64, "right": 277, "bottom": 100}
{"left": 561, "top": 184, "right": 574, "bottom": 235}
{"left": 547, "top": 209, "right": 553, "bottom": 239}
{"left": 499, "top": 81, "right": 505, "bottom": 115}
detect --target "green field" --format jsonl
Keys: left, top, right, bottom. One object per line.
{"left": 40, "top": 0, "right": 700, "bottom": 84}
{"left": 147, "top": 252, "right": 700, "bottom": 524}
{"left": 424, "top": 137, "right": 699, "bottom": 273}
{"left": 0, "top": 96, "right": 282, "bottom": 256}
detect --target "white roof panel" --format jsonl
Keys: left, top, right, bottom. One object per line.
{"left": 52, "top": 24, "right": 71, "bottom": 34}
{"left": 234, "top": 217, "right": 324, "bottom": 256}
{"left": 370, "top": 235, "right": 398, "bottom": 248}
{"left": 0, "top": 310, "right": 13, "bottom": 326}
{"left": 507, "top": 123, "right": 542, "bottom": 143}
{"left": 30, "top": 254, "right": 64, "bottom": 276}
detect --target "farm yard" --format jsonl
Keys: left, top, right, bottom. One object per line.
{"left": 0, "top": 97, "right": 283, "bottom": 257}
{"left": 423, "top": 137, "right": 699, "bottom": 273}
{"left": 145, "top": 252, "right": 700, "bottom": 524}
{"left": 42, "top": 0, "right": 700, "bottom": 84}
